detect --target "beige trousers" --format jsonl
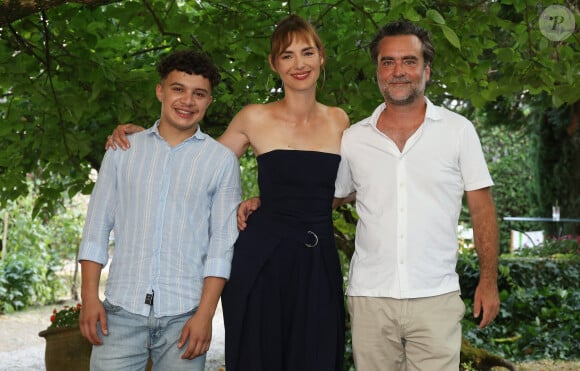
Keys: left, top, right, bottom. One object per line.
{"left": 348, "top": 291, "right": 465, "bottom": 371}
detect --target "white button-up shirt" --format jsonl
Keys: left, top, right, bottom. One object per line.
{"left": 335, "top": 98, "right": 493, "bottom": 299}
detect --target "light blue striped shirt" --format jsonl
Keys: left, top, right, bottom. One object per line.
{"left": 79, "top": 122, "right": 241, "bottom": 317}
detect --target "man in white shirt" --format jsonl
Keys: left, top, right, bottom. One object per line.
{"left": 334, "top": 21, "right": 500, "bottom": 371}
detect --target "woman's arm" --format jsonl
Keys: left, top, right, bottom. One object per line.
{"left": 105, "top": 123, "right": 145, "bottom": 150}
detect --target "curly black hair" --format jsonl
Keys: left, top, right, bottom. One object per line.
{"left": 156, "top": 50, "right": 221, "bottom": 89}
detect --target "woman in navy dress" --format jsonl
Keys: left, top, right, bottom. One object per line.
{"left": 219, "top": 15, "right": 348, "bottom": 371}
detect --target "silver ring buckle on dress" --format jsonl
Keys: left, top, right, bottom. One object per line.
{"left": 305, "top": 230, "right": 319, "bottom": 248}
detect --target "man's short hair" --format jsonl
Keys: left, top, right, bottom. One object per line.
{"left": 157, "top": 50, "right": 221, "bottom": 90}
{"left": 369, "top": 20, "right": 435, "bottom": 67}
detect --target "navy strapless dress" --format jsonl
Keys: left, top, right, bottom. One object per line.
{"left": 222, "top": 150, "right": 345, "bottom": 371}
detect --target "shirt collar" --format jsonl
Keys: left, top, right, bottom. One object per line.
{"left": 366, "top": 96, "right": 441, "bottom": 128}
{"left": 147, "top": 120, "right": 207, "bottom": 142}
{"left": 424, "top": 97, "right": 441, "bottom": 122}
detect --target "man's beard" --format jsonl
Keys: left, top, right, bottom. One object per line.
{"left": 380, "top": 77, "right": 425, "bottom": 106}
{"left": 381, "top": 83, "right": 423, "bottom": 106}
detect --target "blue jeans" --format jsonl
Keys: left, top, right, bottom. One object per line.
{"left": 90, "top": 299, "right": 206, "bottom": 371}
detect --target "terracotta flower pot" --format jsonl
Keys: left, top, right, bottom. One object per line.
{"left": 38, "top": 326, "right": 91, "bottom": 371}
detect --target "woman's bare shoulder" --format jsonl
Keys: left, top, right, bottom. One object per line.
{"left": 232, "top": 103, "right": 274, "bottom": 123}
{"left": 320, "top": 104, "right": 350, "bottom": 130}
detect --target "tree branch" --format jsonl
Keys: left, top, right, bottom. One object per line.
{"left": 0, "top": 0, "right": 122, "bottom": 26}
{"left": 141, "top": 0, "right": 181, "bottom": 39}
{"left": 39, "top": 10, "right": 74, "bottom": 164}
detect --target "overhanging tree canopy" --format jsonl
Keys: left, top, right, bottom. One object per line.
{"left": 0, "top": 0, "right": 578, "bottom": 215}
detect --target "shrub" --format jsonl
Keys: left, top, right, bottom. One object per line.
{"left": 513, "top": 235, "right": 580, "bottom": 258}
{"left": 459, "top": 237, "right": 580, "bottom": 361}
{"left": 0, "top": 182, "right": 85, "bottom": 313}
{"left": 0, "top": 253, "right": 38, "bottom": 312}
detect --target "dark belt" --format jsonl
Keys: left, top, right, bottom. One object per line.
{"left": 255, "top": 212, "right": 327, "bottom": 248}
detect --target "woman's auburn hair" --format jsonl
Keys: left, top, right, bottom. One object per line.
{"left": 269, "top": 14, "right": 325, "bottom": 67}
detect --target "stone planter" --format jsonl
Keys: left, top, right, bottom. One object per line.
{"left": 39, "top": 327, "right": 153, "bottom": 370}
{"left": 38, "top": 326, "right": 91, "bottom": 371}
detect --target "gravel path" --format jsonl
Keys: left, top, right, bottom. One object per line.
{"left": 0, "top": 300, "right": 226, "bottom": 371}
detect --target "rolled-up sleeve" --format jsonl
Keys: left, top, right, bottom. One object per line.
{"left": 204, "top": 150, "right": 241, "bottom": 279}
{"left": 78, "top": 149, "right": 117, "bottom": 266}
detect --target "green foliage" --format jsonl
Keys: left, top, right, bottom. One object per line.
{"left": 1, "top": 0, "right": 579, "bottom": 215}
{"left": 0, "top": 180, "right": 85, "bottom": 312}
{"left": 239, "top": 151, "right": 259, "bottom": 200}
{"left": 472, "top": 92, "right": 579, "bottom": 238}
{"left": 0, "top": 252, "right": 39, "bottom": 313}
{"left": 514, "top": 235, "right": 580, "bottom": 258}
{"left": 48, "top": 303, "right": 82, "bottom": 329}
{"left": 527, "top": 95, "right": 580, "bottom": 236}
{"left": 338, "top": 249, "right": 355, "bottom": 370}
{"left": 473, "top": 124, "right": 534, "bottom": 252}
{"left": 462, "top": 91, "right": 579, "bottom": 249}
{"left": 459, "top": 238, "right": 580, "bottom": 361}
